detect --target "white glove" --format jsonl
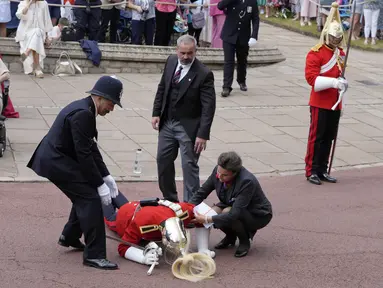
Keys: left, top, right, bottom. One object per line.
{"left": 336, "top": 77, "right": 348, "bottom": 92}
{"left": 248, "top": 37, "right": 257, "bottom": 47}
{"left": 143, "top": 242, "right": 162, "bottom": 266}
{"left": 103, "top": 175, "right": 119, "bottom": 198}
{"left": 97, "top": 183, "right": 112, "bottom": 206}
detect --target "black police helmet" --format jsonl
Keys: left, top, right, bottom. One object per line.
{"left": 86, "top": 76, "right": 123, "bottom": 108}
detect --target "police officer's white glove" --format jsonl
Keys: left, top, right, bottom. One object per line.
{"left": 97, "top": 183, "right": 112, "bottom": 206}
{"left": 248, "top": 38, "right": 257, "bottom": 47}
{"left": 103, "top": 175, "right": 119, "bottom": 198}
{"left": 143, "top": 242, "right": 161, "bottom": 266}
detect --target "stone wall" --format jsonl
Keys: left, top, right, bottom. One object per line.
{"left": 0, "top": 37, "right": 285, "bottom": 74}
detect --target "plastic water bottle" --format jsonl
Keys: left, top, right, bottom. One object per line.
{"left": 133, "top": 148, "right": 142, "bottom": 174}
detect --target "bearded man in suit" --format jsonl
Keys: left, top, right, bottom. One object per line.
{"left": 151, "top": 34, "right": 216, "bottom": 203}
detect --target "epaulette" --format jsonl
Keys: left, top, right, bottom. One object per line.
{"left": 311, "top": 43, "right": 323, "bottom": 52}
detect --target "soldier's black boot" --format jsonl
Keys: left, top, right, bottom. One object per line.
{"left": 307, "top": 174, "right": 322, "bottom": 185}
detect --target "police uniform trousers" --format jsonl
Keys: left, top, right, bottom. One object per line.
{"left": 52, "top": 180, "right": 107, "bottom": 260}
{"left": 73, "top": 0, "right": 102, "bottom": 41}
{"left": 222, "top": 38, "right": 249, "bottom": 89}
{"left": 156, "top": 78, "right": 200, "bottom": 203}
{"left": 305, "top": 106, "right": 341, "bottom": 177}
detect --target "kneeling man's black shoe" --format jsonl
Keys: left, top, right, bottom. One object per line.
{"left": 235, "top": 240, "right": 250, "bottom": 257}
{"left": 239, "top": 83, "right": 247, "bottom": 91}
{"left": 83, "top": 259, "right": 119, "bottom": 270}
{"left": 307, "top": 174, "right": 322, "bottom": 185}
{"left": 319, "top": 173, "right": 337, "bottom": 183}
{"left": 215, "top": 236, "right": 236, "bottom": 249}
{"left": 58, "top": 235, "right": 85, "bottom": 250}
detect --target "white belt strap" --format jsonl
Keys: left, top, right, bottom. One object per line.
{"left": 320, "top": 48, "right": 339, "bottom": 74}
{"left": 158, "top": 200, "right": 183, "bottom": 217}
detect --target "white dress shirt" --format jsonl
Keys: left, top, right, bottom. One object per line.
{"left": 174, "top": 58, "right": 195, "bottom": 82}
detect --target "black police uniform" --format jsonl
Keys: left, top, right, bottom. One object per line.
{"left": 73, "top": 0, "right": 102, "bottom": 41}
{"left": 27, "top": 76, "right": 123, "bottom": 269}
{"left": 218, "top": 0, "right": 259, "bottom": 93}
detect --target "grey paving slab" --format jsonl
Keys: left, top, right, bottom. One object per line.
{"left": 2, "top": 22, "right": 383, "bottom": 181}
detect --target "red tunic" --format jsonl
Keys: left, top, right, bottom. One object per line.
{"left": 305, "top": 45, "right": 345, "bottom": 110}
{"left": 111, "top": 202, "right": 195, "bottom": 257}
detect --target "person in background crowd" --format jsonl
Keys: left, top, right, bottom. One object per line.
{"left": 187, "top": 0, "right": 207, "bottom": 47}
{"left": 363, "top": 0, "right": 380, "bottom": 45}
{"left": 15, "top": 0, "right": 53, "bottom": 78}
{"left": 350, "top": 0, "right": 363, "bottom": 40}
{"left": 218, "top": 0, "right": 260, "bottom": 97}
{"left": 154, "top": 0, "right": 176, "bottom": 46}
{"left": 47, "top": 17, "right": 69, "bottom": 44}
{"left": 300, "top": 0, "right": 316, "bottom": 26}
{"left": 0, "top": 0, "right": 11, "bottom": 37}
{"left": 6, "top": 1, "right": 20, "bottom": 37}
{"left": 209, "top": 0, "right": 225, "bottom": 48}
{"left": 73, "top": 0, "right": 101, "bottom": 41}
{"left": 292, "top": 0, "right": 301, "bottom": 21}
{"left": 99, "top": 0, "right": 125, "bottom": 43}
{"left": 46, "top": 0, "right": 61, "bottom": 26}
{"left": 130, "top": 0, "right": 156, "bottom": 45}
{"left": 0, "top": 54, "right": 19, "bottom": 119}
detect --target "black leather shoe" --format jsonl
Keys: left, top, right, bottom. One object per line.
{"left": 239, "top": 83, "right": 247, "bottom": 91}
{"left": 307, "top": 174, "right": 322, "bottom": 185}
{"left": 221, "top": 88, "right": 231, "bottom": 97}
{"left": 58, "top": 235, "right": 85, "bottom": 250}
{"left": 215, "top": 236, "right": 236, "bottom": 249}
{"left": 234, "top": 240, "right": 250, "bottom": 257}
{"left": 319, "top": 173, "right": 337, "bottom": 183}
{"left": 83, "top": 259, "right": 119, "bottom": 270}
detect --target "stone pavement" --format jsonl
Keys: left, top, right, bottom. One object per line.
{"left": 1, "top": 23, "right": 383, "bottom": 181}
{"left": 1, "top": 167, "right": 383, "bottom": 288}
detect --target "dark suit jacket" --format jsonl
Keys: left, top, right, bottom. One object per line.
{"left": 27, "top": 96, "right": 109, "bottom": 188}
{"left": 152, "top": 55, "right": 216, "bottom": 142}
{"left": 189, "top": 166, "right": 272, "bottom": 229}
{"left": 218, "top": 0, "right": 259, "bottom": 46}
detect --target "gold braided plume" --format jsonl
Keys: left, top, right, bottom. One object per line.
{"left": 319, "top": 2, "right": 347, "bottom": 47}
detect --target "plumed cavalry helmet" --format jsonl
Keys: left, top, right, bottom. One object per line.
{"left": 86, "top": 75, "right": 123, "bottom": 108}
{"left": 319, "top": 2, "right": 346, "bottom": 47}
{"left": 160, "top": 217, "right": 189, "bottom": 263}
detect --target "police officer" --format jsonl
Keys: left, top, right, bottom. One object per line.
{"left": 218, "top": 0, "right": 259, "bottom": 97}
{"left": 73, "top": 0, "right": 102, "bottom": 41}
{"left": 27, "top": 76, "right": 123, "bottom": 270}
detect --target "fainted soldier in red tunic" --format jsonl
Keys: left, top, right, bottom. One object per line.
{"left": 102, "top": 192, "right": 215, "bottom": 267}
{"left": 304, "top": 2, "right": 349, "bottom": 185}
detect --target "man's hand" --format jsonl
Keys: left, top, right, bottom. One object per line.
{"left": 192, "top": 211, "right": 207, "bottom": 224}
{"left": 151, "top": 116, "right": 160, "bottom": 130}
{"left": 97, "top": 183, "right": 112, "bottom": 206}
{"left": 103, "top": 175, "right": 119, "bottom": 198}
{"left": 194, "top": 137, "right": 207, "bottom": 154}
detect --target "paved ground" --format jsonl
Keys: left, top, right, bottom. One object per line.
{"left": 1, "top": 23, "right": 383, "bottom": 181}
{"left": 1, "top": 166, "right": 382, "bottom": 288}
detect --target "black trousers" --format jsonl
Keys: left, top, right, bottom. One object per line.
{"left": 52, "top": 181, "right": 106, "bottom": 260}
{"left": 187, "top": 23, "right": 202, "bottom": 46}
{"left": 98, "top": 7, "right": 121, "bottom": 43}
{"left": 218, "top": 209, "right": 272, "bottom": 240}
{"left": 73, "top": 0, "right": 102, "bottom": 41}
{"left": 305, "top": 106, "right": 341, "bottom": 177}
{"left": 154, "top": 9, "right": 176, "bottom": 46}
{"left": 222, "top": 39, "right": 249, "bottom": 89}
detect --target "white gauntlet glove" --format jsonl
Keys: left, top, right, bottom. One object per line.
{"left": 248, "top": 37, "right": 257, "bottom": 47}
{"left": 97, "top": 183, "right": 112, "bottom": 206}
{"left": 103, "top": 175, "right": 119, "bottom": 198}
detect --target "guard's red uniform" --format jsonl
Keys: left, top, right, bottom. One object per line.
{"left": 105, "top": 202, "right": 195, "bottom": 257}
{"left": 304, "top": 44, "right": 345, "bottom": 177}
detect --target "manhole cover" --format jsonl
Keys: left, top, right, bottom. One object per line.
{"left": 356, "top": 80, "right": 380, "bottom": 86}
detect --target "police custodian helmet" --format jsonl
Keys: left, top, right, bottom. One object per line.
{"left": 86, "top": 75, "right": 123, "bottom": 108}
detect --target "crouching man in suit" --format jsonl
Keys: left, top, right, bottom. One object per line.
{"left": 190, "top": 151, "right": 272, "bottom": 257}
{"left": 27, "top": 76, "right": 124, "bottom": 270}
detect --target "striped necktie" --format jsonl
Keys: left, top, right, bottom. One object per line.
{"left": 172, "top": 66, "right": 183, "bottom": 84}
